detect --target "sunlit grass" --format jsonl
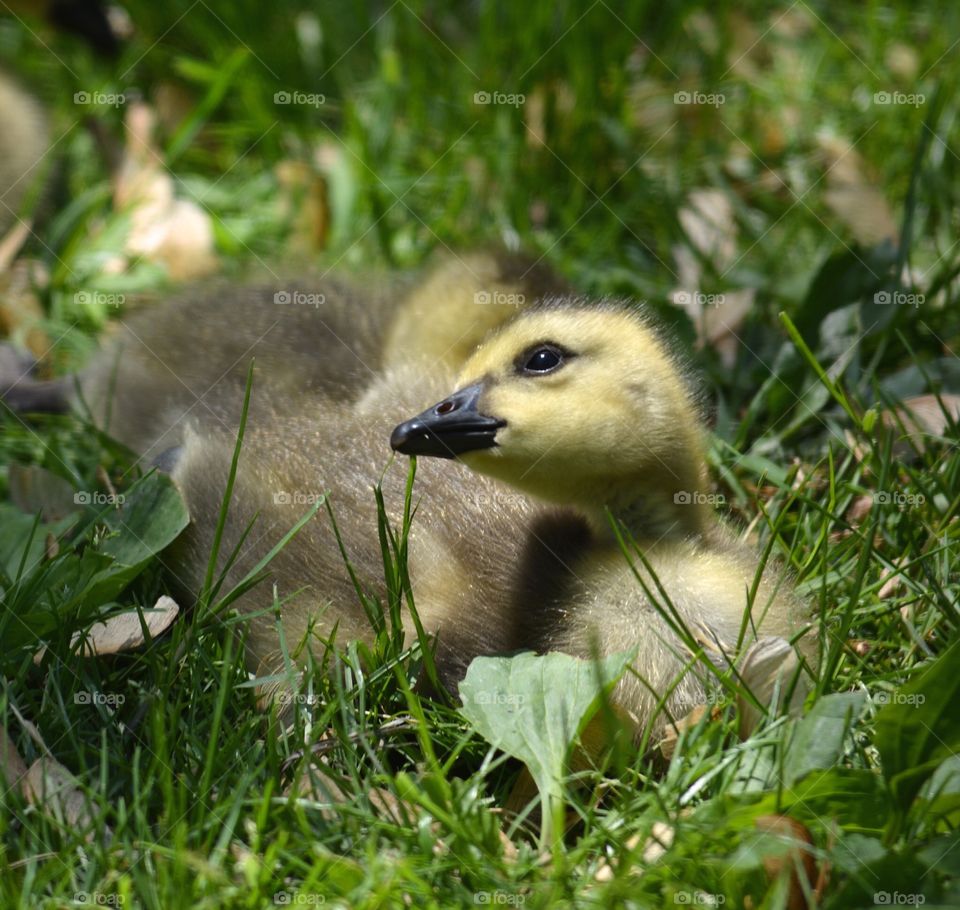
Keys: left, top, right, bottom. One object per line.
{"left": 1, "top": 1, "right": 959, "bottom": 906}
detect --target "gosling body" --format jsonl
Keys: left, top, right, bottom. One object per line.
{"left": 162, "top": 297, "right": 810, "bottom": 734}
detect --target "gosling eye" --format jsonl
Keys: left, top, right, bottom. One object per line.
{"left": 521, "top": 345, "right": 566, "bottom": 375}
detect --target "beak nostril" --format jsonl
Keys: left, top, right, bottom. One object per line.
{"left": 436, "top": 400, "right": 456, "bottom": 415}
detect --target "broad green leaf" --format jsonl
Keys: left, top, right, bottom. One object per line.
{"left": 459, "top": 650, "right": 633, "bottom": 841}
{"left": 716, "top": 768, "right": 890, "bottom": 835}
{"left": 84, "top": 471, "right": 190, "bottom": 605}
{"left": 784, "top": 691, "right": 866, "bottom": 786}
{"left": 776, "top": 768, "right": 889, "bottom": 832}
{"left": 875, "top": 640, "right": 960, "bottom": 814}
{"left": 795, "top": 243, "right": 896, "bottom": 346}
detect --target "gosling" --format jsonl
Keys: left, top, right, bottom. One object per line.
{"left": 390, "top": 299, "right": 814, "bottom": 731}
{"left": 161, "top": 298, "right": 811, "bottom": 737}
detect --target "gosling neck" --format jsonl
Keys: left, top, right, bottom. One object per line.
{"left": 578, "top": 480, "right": 712, "bottom": 544}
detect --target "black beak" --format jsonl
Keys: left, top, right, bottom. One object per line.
{"left": 390, "top": 382, "right": 505, "bottom": 459}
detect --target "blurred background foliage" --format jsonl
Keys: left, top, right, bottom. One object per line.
{"left": 2, "top": 4, "right": 959, "bottom": 904}
{"left": 2, "top": 0, "right": 958, "bottom": 428}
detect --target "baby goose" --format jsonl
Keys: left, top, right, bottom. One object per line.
{"left": 390, "top": 300, "right": 813, "bottom": 730}
{"left": 160, "top": 297, "right": 809, "bottom": 737}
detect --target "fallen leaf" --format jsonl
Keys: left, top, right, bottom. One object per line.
{"left": 275, "top": 161, "right": 329, "bottom": 253}
{"left": 653, "top": 704, "right": 719, "bottom": 761}
{"left": 0, "top": 259, "right": 51, "bottom": 357}
{"left": 76, "top": 595, "right": 179, "bottom": 656}
{"left": 878, "top": 561, "right": 906, "bottom": 600}
{"left": 738, "top": 637, "right": 808, "bottom": 739}
{"left": 22, "top": 756, "right": 93, "bottom": 831}
{"left": 678, "top": 188, "right": 737, "bottom": 271}
{"left": 35, "top": 595, "right": 180, "bottom": 664}
{"left": 848, "top": 639, "right": 871, "bottom": 657}
{"left": 594, "top": 821, "right": 675, "bottom": 881}
{"left": 113, "top": 102, "right": 218, "bottom": 280}
{"left": 0, "top": 725, "right": 29, "bottom": 791}
{"left": 882, "top": 393, "right": 960, "bottom": 456}
{"left": 817, "top": 131, "right": 897, "bottom": 246}
{"left": 754, "top": 815, "right": 817, "bottom": 910}
{"left": 0, "top": 221, "right": 32, "bottom": 273}
{"left": 845, "top": 494, "right": 873, "bottom": 524}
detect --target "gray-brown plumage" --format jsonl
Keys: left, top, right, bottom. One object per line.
{"left": 153, "top": 295, "right": 811, "bottom": 736}
{"left": 6, "top": 252, "right": 811, "bottom": 735}
{"left": 3, "top": 251, "right": 561, "bottom": 461}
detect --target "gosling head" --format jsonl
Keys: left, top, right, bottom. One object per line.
{"left": 391, "top": 300, "right": 711, "bottom": 538}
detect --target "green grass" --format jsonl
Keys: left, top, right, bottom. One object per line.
{"left": 1, "top": 1, "right": 960, "bottom": 907}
